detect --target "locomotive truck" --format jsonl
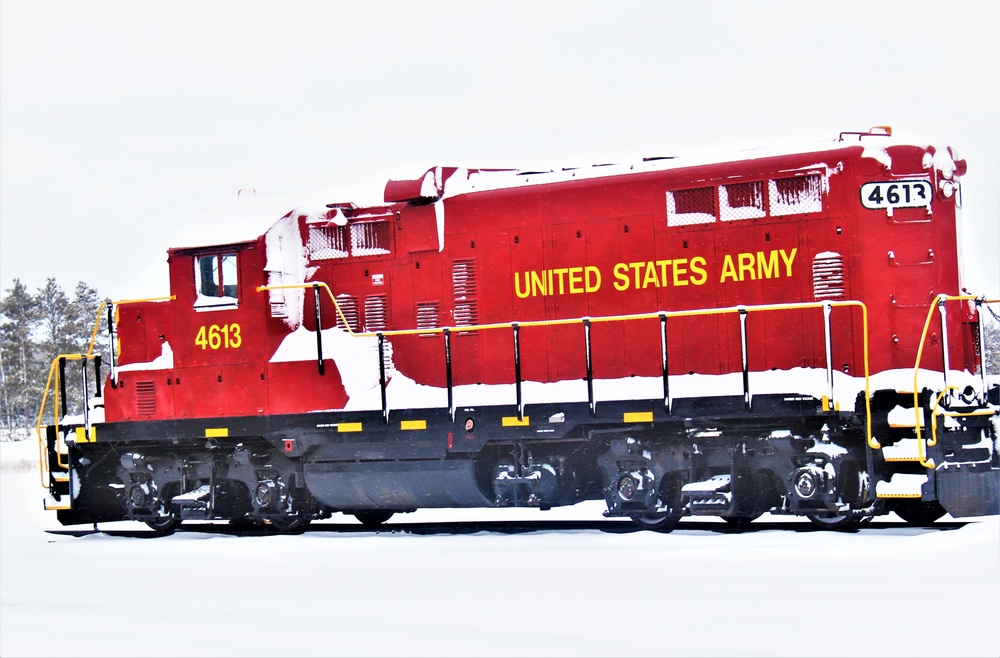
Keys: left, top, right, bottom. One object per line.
{"left": 37, "top": 126, "right": 999, "bottom": 532}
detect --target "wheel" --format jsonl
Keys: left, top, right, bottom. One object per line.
{"left": 629, "top": 512, "right": 681, "bottom": 531}
{"left": 806, "top": 512, "right": 868, "bottom": 530}
{"left": 355, "top": 511, "right": 394, "bottom": 528}
{"left": 890, "top": 500, "right": 947, "bottom": 525}
{"left": 145, "top": 518, "right": 181, "bottom": 534}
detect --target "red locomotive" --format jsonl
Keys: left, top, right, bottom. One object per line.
{"left": 38, "top": 127, "right": 999, "bottom": 531}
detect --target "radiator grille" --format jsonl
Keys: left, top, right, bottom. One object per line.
{"left": 308, "top": 226, "right": 349, "bottom": 260}
{"left": 812, "top": 252, "right": 845, "bottom": 299}
{"left": 335, "top": 294, "right": 360, "bottom": 332}
{"left": 667, "top": 187, "right": 716, "bottom": 226}
{"left": 416, "top": 302, "right": 439, "bottom": 335}
{"left": 770, "top": 174, "right": 823, "bottom": 216}
{"left": 364, "top": 295, "right": 388, "bottom": 332}
{"left": 135, "top": 380, "right": 157, "bottom": 415}
{"left": 719, "top": 181, "right": 766, "bottom": 221}
{"left": 350, "top": 222, "right": 391, "bottom": 256}
{"left": 452, "top": 259, "right": 478, "bottom": 331}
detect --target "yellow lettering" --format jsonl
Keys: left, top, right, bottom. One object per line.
{"left": 552, "top": 268, "right": 568, "bottom": 295}
{"left": 780, "top": 248, "right": 797, "bottom": 277}
{"left": 530, "top": 270, "right": 547, "bottom": 297}
{"left": 720, "top": 255, "right": 738, "bottom": 283}
{"left": 568, "top": 267, "right": 584, "bottom": 294}
{"left": 757, "top": 251, "right": 779, "bottom": 279}
{"left": 672, "top": 258, "right": 689, "bottom": 287}
{"left": 514, "top": 272, "right": 530, "bottom": 298}
{"left": 656, "top": 259, "right": 672, "bottom": 285}
{"left": 613, "top": 263, "right": 630, "bottom": 291}
{"left": 641, "top": 262, "right": 659, "bottom": 289}
{"left": 629, "top": 262, "right": 644, "bottom": 289}
{"left": 738, "top": 253, "right": 755, "bottom": 281}
{"left": 689, "top": 256, "right": 707, "bottom": 285}
{"left": 585, "top": 266, "right": 601, "bottom": 293}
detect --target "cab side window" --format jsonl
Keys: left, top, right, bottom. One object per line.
{"left": 195, "top": 252, "right": 238, "bottom": 309}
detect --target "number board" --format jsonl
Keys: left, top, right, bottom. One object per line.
{"left": 195, "top": 323, "right": 243, "bottom": 350}
{"left": 860, "top": 180, "right": 932, "bottom": 210}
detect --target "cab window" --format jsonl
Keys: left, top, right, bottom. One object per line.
{"left": 195, "top": 252, "right": 238, "bottom": 309}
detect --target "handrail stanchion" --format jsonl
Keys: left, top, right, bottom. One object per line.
{"left": 107, "top": 304, "right": 118, "bottom": 388}
{"left": 58, "top": 357, "right": 68, "bottom": 419}
{"left": 975, "top": 298, "right": 989, "bottom": 399}
{"left": 80, "top": 356, "right": 90, "bottom": 433}
{"left": 584, "top": 319, "right": 595, "bottom": 417}
{"left": 313, "top": 284, "right": 324, "bottom": 376}
{"left": 93, "top": 355, "right": 102, "bottom": 399}
{"left": 938, "top": 297, "right": 950, "bottom": 405}
{"left": 444, "top": 328, "right": 454, "bottom": 422}
{"left": 739, "top": 308, "right": 750, "bottom": 412}
{"left": 823, "top": 301, "right": 835, "bottom": 409}
{"left": 377, "top": 332, "right": 388, "bottom": 425}
{"left": 513, "top": 323, "right": 523, "bottom": 421}
{"left": 660, "top": 313, "right": 671, "bottom": 416}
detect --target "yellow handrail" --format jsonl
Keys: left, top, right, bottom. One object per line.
{"left": 912, "top": 294, "right": 1000, "bottom": 468}
{"left": 36, "top": 295, "right": 175, "bottom": 489}
{"left": 84, "top": 296, "right": 175, "bottom": 358}
{"left": 258, "top": 283, "right": 874, "bottom": 447}
{"left": 928, "top": 386, "right": 997, "bottom": 466}
{"left": 35, "top": 353, "right": 86, "bottom": 487}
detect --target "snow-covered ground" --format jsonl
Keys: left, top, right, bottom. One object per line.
{"left": 1, "top": 438, "right": 997, "bottom": 658}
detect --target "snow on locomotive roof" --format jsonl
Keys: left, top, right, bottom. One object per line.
{"left": 434, "top": 134, "right": 958, "bottom": 201}
{"left": 169, "top": 129, "right": 959, "bottom": 253}
{"left": 168, "top": 187, "right": 338, "bottom": 251}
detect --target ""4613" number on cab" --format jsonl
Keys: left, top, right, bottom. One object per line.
{"left": 195, "top": 323, "right": 242, "bottom": 350}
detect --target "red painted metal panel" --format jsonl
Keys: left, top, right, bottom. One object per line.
{"left": 104, "top": 137, "right": 975, "bottom": 421}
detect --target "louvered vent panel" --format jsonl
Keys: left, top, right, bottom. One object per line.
{"left": 364, "top": 295, "right": 388, "bottom": 332}
{"left": 454, "top": 301, "right": 479, "bottom": 328}
{"left": 452, "top": 259, "right": 477, "bottom": 298}
{"left": 335, "top": 295, "right": 360, "bottom": 332}
{"left": 812, "top": 252, "right": 845, "bottom": 299}
{"left": 416, "top": 302, "right": 439, "bottom": 334}
{"left": 135, "top": 380, "right": 157, "bottom": 415}
{"left": 452, "top": 259, "right": 478, "bottom": 330}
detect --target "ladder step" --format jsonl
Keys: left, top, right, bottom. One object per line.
{"left": 875, "top": 473, "right": 927, "bottom": 499}
{"left": 43, "top": 494, "right": 70, "bottom": 511}
{"left": 881, "top": 438, "right": 922, "bottom": 461}
{"left": 887, "top": 405, "right": 923, "bottom": 428}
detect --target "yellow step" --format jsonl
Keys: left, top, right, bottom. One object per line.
{"left": 875, "top": 473, "right": 927, "bottom": 499}
{"left": 43, "top": 495, "right": 70, "bottom": 511}
{"left": 887, "top": 405, "right": 923, "bottom": 429}
{"left": 881, "top": 438, "right": 922, "bottom": 462}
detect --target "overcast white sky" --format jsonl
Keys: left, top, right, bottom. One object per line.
{"left": 2, "top": 0, "right": 998, "bottom": 303}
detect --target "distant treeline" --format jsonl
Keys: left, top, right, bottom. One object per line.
{"left": 1, "top": 278, "right": 105, "bottom": 432}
